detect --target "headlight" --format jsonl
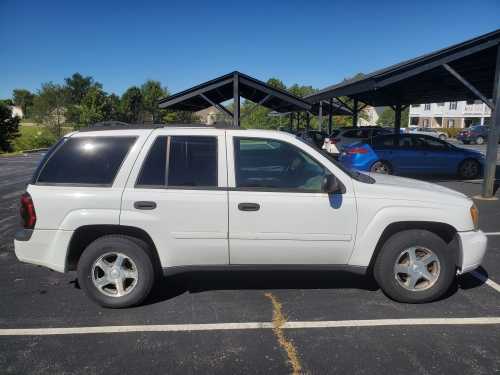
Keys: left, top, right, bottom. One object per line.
{"left": 470, "top": 204, "right": 479, "bottom": 230}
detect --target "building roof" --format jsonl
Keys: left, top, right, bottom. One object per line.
{"left": 158, "top": 71, "right": 312, "bottom": 113}
{"left": 306, "top": 28, "right": 500, "bottom": 106}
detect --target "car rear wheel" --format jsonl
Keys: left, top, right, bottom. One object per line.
{"left": 475, "top": 136, "right": 485, "bottom": 145}
{"left": 458, "top": 159, "right": 481, "bottom": 179}
{"left": 77, "top": 235, "right": 155, "bottom": 308}
{"left": 370, "top": 161, "right": 392, "bottom": 174}
{"left": 374, "top": 230, "right": 456, "bottom": 303}
{"left": 462, "top": 140, "right": 470, "bottom": 145}
{"left": 439, "top": 134, "right": 447, "bottom": 140}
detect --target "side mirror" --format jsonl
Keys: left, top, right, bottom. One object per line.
{"left": 322, "top": 175, "right": 344, "bottom": 194}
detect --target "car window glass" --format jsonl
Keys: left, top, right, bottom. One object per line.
{"left": 413, "top": 136, "right": 448, "bottom": 151}
{"left": 136, "top": 136, "right": 167, "bottom": 186}
{"left": 168, "top": 136, "right": 218, "bottom": 187}
{"left": 37, "top": 136, "right": 136, "bottom": 185}
{"left": 234, "top": 138, "right": 329, "bottom": 191}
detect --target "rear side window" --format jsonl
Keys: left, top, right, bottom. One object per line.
{"left": 136, "top": 136, "right": 218, "bottom": 188}
{"left": 36, "top": 136, "right": 136, "bottom": 185}
{"left": 168, "top": 136, "right": 217, "bottom": 187}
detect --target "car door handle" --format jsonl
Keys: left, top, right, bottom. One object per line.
{"left": 134, "top": 201, "right": 157, "bottom": 210}
{"left": 238, "top": 203, "right": 260, "bottom": 211}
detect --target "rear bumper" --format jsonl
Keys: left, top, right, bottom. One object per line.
{"left": 14, "top": 228, "right": 73, "bottom": 273}
{"left": 457, "top": 230, "right": 488, "bottom": 274}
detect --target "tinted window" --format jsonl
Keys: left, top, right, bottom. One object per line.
{"left": 371, "top": 135, "right": 413, "bottom": 148}
{"left": 136, "top": 137, "right": 167, "bottom": 186}
{"left": 234, "top": 138, "right": 329, "bottom": 191}
{"left": 413, "top": 136, "right": 448, "bottom": 151}
{"left": 168, "top": 136, "right": 217, "bottom": 187}
{"left": 37, "top": 137, "right": 136, "bottom": 185}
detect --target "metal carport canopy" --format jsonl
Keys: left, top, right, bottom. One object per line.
{"left": 306, "top": 28, "right": 500, "bottom": 199}
{"left": 306, "top": 29, "right": 500, "bottom": 106}
{"left": 158, "top": 71, "right": 311, "bottom": 115}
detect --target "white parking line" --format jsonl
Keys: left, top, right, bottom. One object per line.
{"left": 471, "top": 270, "right": 500, "bottom": 293}
{"left": 1, "top": 317, "right": 499, "bottom": 336}
{"left": 485, "top": 232, "right": 500, "bottom": 236}
{"left": 1, "top": 190, "right": 24, "bottom": 200}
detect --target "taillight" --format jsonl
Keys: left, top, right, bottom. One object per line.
{"left": 347, "top": 147, "right": 368, "bottom": 155}
{"left": 20, "top": 192, "right": 36, "bottom": 229}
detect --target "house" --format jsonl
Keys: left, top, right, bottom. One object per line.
{"left": 409, "top": 100, "right": 491, "bottom": 128}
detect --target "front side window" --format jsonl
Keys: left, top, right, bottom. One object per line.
{"left": 234, "top": 138, "right": 329, "bottom": 192}
{"left": 413, "top": 136, "right": 448, "bottom": 151}
{"left": 136, "top": 136, "right": 218, "bottom": 188}
{"left": 36, "top": 136, "right": 136, "bottom": 185}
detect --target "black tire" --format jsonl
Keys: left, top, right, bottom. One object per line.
{"left": 370, "top": 160, "right": 393, "bottom": 175}
{"left": 474, "top": 136, "right": 485, "bottom": 145}
{"left": 462, "top": 141, "right": 470, "bottom": 145}
{"left": 77, "top": 235, "right": 155, "bottom": 308}
{"left": 374, "top": 230, "right": 456, "bottom": 303}
{"left": 458, "top": 158, "right": 481, "bottom": 179}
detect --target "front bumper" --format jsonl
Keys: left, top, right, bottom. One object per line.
{"left": 457, "top": 230, "right": 488, "bottom": 274}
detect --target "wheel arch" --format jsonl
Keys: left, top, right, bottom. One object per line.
{"left": 366, "top": 221, "right": 460, "bottom": 273}
{"left": 66, "top": 225, "right": 161, "bottom": 273}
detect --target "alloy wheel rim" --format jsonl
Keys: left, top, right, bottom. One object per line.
{"left": 393, "top": 246, "right": 440, "bottom": 292}
{"left": 91, "top": 252, "right": 139, "bottom": 297}
{"left": 461, "top": 161, "right": 478, "bottom": 178}
{"left": 373, "top": 162, "right": 389, "bottom": 174}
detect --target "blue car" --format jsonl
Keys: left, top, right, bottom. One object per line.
{"left": 339, "top": 133, "right": 484, "bottom": 179}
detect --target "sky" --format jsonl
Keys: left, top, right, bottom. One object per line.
{"left": 1, "top": 0, "right": 500, "bottom": 99}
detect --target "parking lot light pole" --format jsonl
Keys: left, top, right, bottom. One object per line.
{"left": 482, "top": 45, "right": 500, "bottom": 198}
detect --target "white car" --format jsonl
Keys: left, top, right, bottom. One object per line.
{"left": 323, "top": 127, "right": 392, "bottom": 154}
{"left": 15, "top": 125, "right": 487, "bottom": 308}
{"left": 408, "top": 127, "right": 448, "bottom": 140}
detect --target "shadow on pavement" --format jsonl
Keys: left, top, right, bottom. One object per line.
{"left": 457, "top": 266, "right": 488, "bottom": 290}
{"left": 144, "top": 270, "right": 379, "bottom": 305}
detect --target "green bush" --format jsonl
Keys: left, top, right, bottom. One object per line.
{"left": 11, "top": 126, "right": 57, "bottom": 152}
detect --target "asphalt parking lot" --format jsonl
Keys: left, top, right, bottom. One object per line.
{"left": 0, "top": 151, "right": 499, "bottom": 374}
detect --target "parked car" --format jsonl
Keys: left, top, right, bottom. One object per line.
{"left": 408, "top": 127, "right": 447, "bottom": 140}
{"left": 296, "top": 130, "right": 328, "bottom": 148}
{"left": 323, "top": 127, "right": 392, "bottom": 155}
{"left": 339, "top": 133, "right": 484, "bottom": 179}
{"left": 15, "top": 125, "right": 487, "bottom": 308}
{"left": 456, "top": 125, "right": 493, "bottom": 145}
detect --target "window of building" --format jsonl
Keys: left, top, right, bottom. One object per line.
{"left": 410, "top": 117, "right": 419, "bottom": 125}
{"left": 448, "top": 119, "right": 455, "bottom": 128}
{"left": 423, "top": 119, "right": 429, "bottom": 127}
{"left": 449, "top": 102, "right": 458, "bottom": 110}
{"left": 36, "top": 137, "right": 137, "bottom": 186}
{"left": 234, "top": 138, "right": 329, "bottom": 192}
{"left": 424, "top": 104, "right": 431, "bottom": 110}
{"left": 437, "top": 103, "right": 445, "bottom": 107}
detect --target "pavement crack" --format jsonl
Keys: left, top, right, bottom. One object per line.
{"left": 264, "top": 293, "right": 303, "bottom": 375}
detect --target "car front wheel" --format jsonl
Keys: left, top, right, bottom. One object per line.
{"left": 370, "top": 161, "right": 392, "bottom": 174}
{"left": 475, "top": 136, "right": 485, "bottom": 145}
{"left": 374, "top": 230, "right": 456, "bottom": 303}
{"left": 77, "top": 235, "right": 155, "bottom": 308}
{"left": 458, "top": 159, "right": 481, "bottom": 179}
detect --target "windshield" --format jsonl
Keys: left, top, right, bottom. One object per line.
{"left": 294, "top": 135, "right": 375, "bottom": 183}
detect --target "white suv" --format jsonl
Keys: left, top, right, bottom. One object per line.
{"left": 15, "top": 125, "right": 487, "bottom": 308}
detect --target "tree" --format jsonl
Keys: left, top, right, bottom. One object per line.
{"left": 32, "top": 82, "right": 66, "bottom": 136}
{"left": 103, "top": 93, "right": 122, "bottom": 121}
{"left": 79, "top": 86, "right": 107, "bottom": 127}
{"left": 120, "top": 86, "right": 143, "bottom": 123}
{"left": 63, "top": 73, "right": 102, "bottom": 125}
{"left": 141, "top": 80, "right": 168, "bottom": 123}
{"left": 12, "top": 89, "right": 35, "bottom": 118}
{"left": 0, "top": 102, "right": 21, "bottom": 152}
{"left": 376, "top": 106, "right": 409, "bottom": 127}
{"left": 64, "top": 73, "right": 102, "bottom": 105}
